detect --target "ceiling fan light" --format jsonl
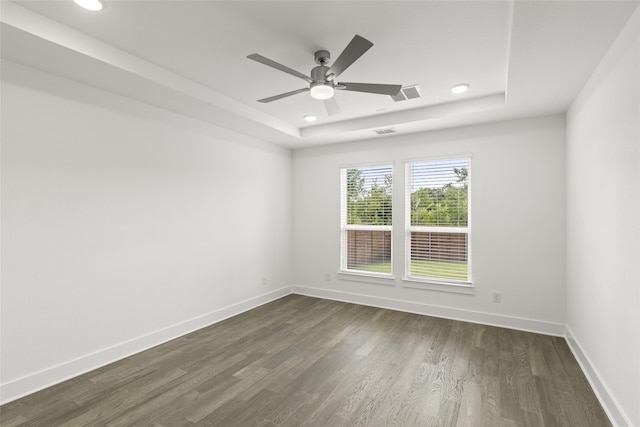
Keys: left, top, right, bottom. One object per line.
{"left": 73, "top": 0, "right": 104, "bottom": 10}
{"left": 310, "top": 83, "right": 335, "bottom": 100}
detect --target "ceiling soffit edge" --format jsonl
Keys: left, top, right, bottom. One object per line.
{"left": 0, "top": 2, "right": 301, "bottom": 140}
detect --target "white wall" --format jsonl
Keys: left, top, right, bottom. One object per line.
{"left": 292, "top": 115, "right": 566, "bottom": 334}
{"left": 0, "top": 61, "right": 293, "bottom": 403}
{"left": 566, "top": 8, "right": 640, "bottom": 427}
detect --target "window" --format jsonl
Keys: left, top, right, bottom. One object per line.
{"left": 405, "top": 157, "right": 471, "bottom": 284}
{"left": 340, "top": 165, "right": 393, "bottom": 276}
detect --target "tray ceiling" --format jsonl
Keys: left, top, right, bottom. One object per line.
{"left": 1, "top": 1, "right": 637, "bottom": 147}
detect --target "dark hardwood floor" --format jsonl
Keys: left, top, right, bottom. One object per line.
{"left": 0, "top": 295, "right": 610, "bottom": 426}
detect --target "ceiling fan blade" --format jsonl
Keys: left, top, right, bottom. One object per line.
{"left": 337, "top": 82, "right": 402, "bottom": 96}
{"left": 323, "top": 97, "right": 341, "bottom": 116}
{"left": 257, "top": 88, "right": 309, "bottom": 103}
{"left": 247, "top": 53, "right": 313, "bottom": 84}
{"left": 326, "top": 35, "right": 373, "bottom": 80}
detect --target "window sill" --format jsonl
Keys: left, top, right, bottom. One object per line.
{"left": 338, "top": 271, "right": 396, "bottom": 286}
{"left": 402, "top": 278, "right": 475, "bottom": 295}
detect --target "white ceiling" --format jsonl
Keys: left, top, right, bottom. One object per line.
{"left": 1, "top": 1, "right": 638, "bottom": 148}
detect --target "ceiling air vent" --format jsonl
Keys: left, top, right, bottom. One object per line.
{"left": 391, "top": 85, "right": 421, "bottom": 102}
{"left": 373, "top": 127, "right": 396, "bottom": 135}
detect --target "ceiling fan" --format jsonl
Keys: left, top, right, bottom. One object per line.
{"left": 247, "top": 35, "right": 402, "bottom": 116}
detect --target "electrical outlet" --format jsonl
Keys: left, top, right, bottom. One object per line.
{"left": 325, "top": 273, "right": 331, "bottom": 282}
{"left": 262, "top": 277, "right": 267, "bottom": 286}
{"left": 492, "top": 292, "right": 501, "bottom": 303}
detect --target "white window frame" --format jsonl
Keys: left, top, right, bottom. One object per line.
{"left": 339, "top": 165, "right": 394, "bottom": 279}
{"left": 403, "top": 156, "right": 472, "bottom": 288}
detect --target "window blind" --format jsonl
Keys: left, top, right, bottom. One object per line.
{"left": 406, "top": 158, "right": 471, "bottom": 282}
{"left": 341, "top": 165, "right": 393, "bottom": 275}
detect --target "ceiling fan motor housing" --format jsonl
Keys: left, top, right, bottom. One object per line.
{"left": 311, "top": 65, "right": 332, "bottom": 84}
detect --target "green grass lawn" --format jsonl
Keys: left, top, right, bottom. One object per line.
{"left": 351, "top": 259, "right": 468, "bottom": 281}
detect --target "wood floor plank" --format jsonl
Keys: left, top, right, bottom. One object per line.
{"left": 522, "top": 409, "right": 545, "bottom": 427}
{"left": 482, "top": 375, "right": 501, "bottom": 426}
{"left": 325, "top": 310, "right": 412, "bottom": 425}
{"left": 200, "top": 388, "right": 277, "bottom": 426}
{"left": 535, "top": 374, "right": 566, "bottom": 427}
{"left": 498, "top": 357, "right": 524, "bottom": 423}
{"left": 387, "top": 361, "right": 438, "bottom": 427}
{"left": 528, "top": 334, "right": 551, "bottom": 378}
{"left": 538, "top": 335, "right": 574, "bottom": 393}
{"left": 0, "top": 414, "right": 27, "bottom": 427}
{"left": 511, "top": 331, "right": 542, "bottom": 415}
{"left": 292, "top": 352, "right": 375, "bottom": 426}
{"left": 366, "top": 320, "right": 439, "bottom": 426}
{"left": 551, "top": 336, "right": 613, "bottom": 426}
{"left": 437, "top": 398, "right": 461, "bottom": 426}
{"left": 424, "top": 319, "right": 466, "bottom": 417}
{"left": 455, "top": 381, "right": 482, "bottom": 427}
{"left": 481, "top": 324, "right": 500, "bottom": 378}
{"left": 0, "top": 295, "right": 612, "bottom": 427}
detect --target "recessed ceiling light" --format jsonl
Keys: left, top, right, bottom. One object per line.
{"left": 303, "top": 115, "right": 317, "bottom": 122}
{"left": 451, "top": 84, "right": 469, "bottom": 94}
{"left": 73, "top": 0, "right": 104, "bottom": 11}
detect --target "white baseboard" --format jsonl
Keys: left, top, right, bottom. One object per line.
{"left": 6, "top": 284, "right": 624, "bottom": 427}
{"left": 0, "top": 286, "right": 292, "bottom": 405}
{"left": 291, "top": 285, "right": 566, "bottom": 336}
{"left": 565, "top": 326, "right": 633, "bottom": 427}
